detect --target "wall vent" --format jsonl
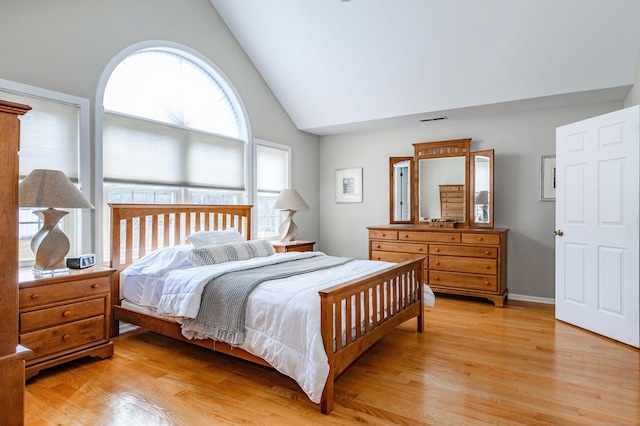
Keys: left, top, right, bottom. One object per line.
{"left": 420, "top": 116, "right": 448, "bottom": 122}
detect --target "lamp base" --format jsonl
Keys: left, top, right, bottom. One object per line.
{"left": 31, "top": 208, "right": 71, "bottom": 272}
{"left": 278, "top": 210, "right": 299, "bottom": 242}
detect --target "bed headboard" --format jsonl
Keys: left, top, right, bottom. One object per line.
{"left": 109, "top": 204, "right": 252, "bottom": 273}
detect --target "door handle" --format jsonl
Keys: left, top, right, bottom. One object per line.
{"left": 554, "top": 230, "right": 564, "bottom": 236}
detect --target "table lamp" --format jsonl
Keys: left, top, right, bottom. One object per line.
{"left": 269, "top": 189, "right": 310, "bottom": 242}
{"left": 19, "top": 169, "right": 94, "bottom": 275}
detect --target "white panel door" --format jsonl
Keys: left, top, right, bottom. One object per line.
{"left": 555, "top": 105, "right": 639, "bottom": 348}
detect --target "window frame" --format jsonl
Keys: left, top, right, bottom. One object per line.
{"left": 254, "top": 138, "right": 292, "bottom": 239}
{"left": 95, "top": 41, "right": 254, "bottom": 261}
{"left": 0, "top": 78, "right": 92, "bottom": 269}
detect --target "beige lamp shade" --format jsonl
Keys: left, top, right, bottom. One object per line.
{"left": 19, "top": 169, "right": 93, "bottom": 275}
{"left": 269, "top": 189, "right": 310, "bottom": 242}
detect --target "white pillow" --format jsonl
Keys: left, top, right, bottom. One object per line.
{"left": 122, "top": 244, "right": 193, "bottom": 276}
{"left": 186, "top": 228, "right": 246, "bottom": 248}
{"left": 187, "top": 239, "right": 275, "bottom": 266}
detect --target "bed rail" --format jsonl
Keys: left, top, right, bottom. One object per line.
{"left": 319, "top": 257, "right": 424, "bottom": 414}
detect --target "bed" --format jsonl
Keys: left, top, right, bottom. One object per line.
{"left": 109, "top": 204, "right": 425, "bottom": 414}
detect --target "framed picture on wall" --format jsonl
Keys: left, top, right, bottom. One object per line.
{"left": 335, "top": 167, "right": 363, "bottom": 203}
{"left": 540, "top": 155, "right": 556, "bottom": 201}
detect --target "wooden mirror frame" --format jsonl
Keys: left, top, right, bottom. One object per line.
{"left": 469, "top": 149, "right": 494, "bottom": 228}
{"left": 389, "top": 156, "right": 414, "bottom": 224}
{"left": 413, "top": 138, "right": 471, "bottom": 227}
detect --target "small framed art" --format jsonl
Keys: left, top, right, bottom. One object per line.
{"left": 335, "top": 167, "right": 363, "bottom": 203}
{"left": 540, "top": 155, "right": 556, "bottom": 201}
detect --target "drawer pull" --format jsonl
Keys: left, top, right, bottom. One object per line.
{"left": 477, "top": 237, "right": 484, "bottom": 242}
{"left": 92, "top": 283, "right": 100, "bottom": 289}
{"left": 484, "top": 264, "right": 490, "bottom": 269}
{"left": 418, "top": 247, "right": 423, "bottom": 252}
{"left": 484, "top": 250, "right": 490, "bottom": 255}
{"left": 376, "top": 244, "right": 381, "bottom": 249}
{"left": 433, "top": 276, "right": 440, "bottom": 281}
{"left": 434, "top": 261, "right": 440, "bottom": 265}
{"left": 449, "top": 236, "right": 455, "bottom": 240}
{"left": 63, "top": 310, "right": 71, "bottom": 318}
{"left": 484, "top": 281, "right": 490, "bottom": 285}
{"left": 31, "top": 293, "right": 39, "bottom": 300}
{"left": 62, "top": 334, "right": 71, "bottom": 342}
{"left": 434, "top": 248, "right": 440, "bottom": 252}
{"left": 381, "top": 233, "right": 386, "bottom": 237}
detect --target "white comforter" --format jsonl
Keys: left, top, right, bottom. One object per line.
{"left": 121, "top": 251, "right": 403, "bottom": 403}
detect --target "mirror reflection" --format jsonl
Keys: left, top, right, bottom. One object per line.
{"left": 392, "top": 159, "right": 411, "bottom": 222}
{"left": 418, "top": 157, "right": 465, "bottom": 222}
{"left": 473, "top": 155, "right": 491, "bottom": 223}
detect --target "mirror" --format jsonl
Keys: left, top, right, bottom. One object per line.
{"left": 470, "top": 150, "right": 494, "bottom": 228}
{"left": 389, "top": 156, "right": 413, "bottom": 224}
{"left": 413, "top": 139, "right": 471, "bottom": 227}
{"left": 417, "top": 156, "right": 465, "bottom": 222}
{"left": 390, "top": 138, "right": 495, "bottom": 228}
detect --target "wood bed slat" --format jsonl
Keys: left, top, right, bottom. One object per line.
{"left": 109, "top": 203, "right": 422, "bottom": 415}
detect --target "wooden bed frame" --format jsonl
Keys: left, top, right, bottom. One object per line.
{"left": 109, "top": 204, "right": 424, "bottom": 414}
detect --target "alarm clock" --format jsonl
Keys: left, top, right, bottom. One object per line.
{"left": 66, "top": 254, "right": 96, "bottom": 269}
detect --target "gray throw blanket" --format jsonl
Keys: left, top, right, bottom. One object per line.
{"left": 181, "top": 254, "right": 354, "bottom": 345}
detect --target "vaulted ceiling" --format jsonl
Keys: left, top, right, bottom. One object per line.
{"left": 210, "top": 0, "right": 640, "bottom": 135}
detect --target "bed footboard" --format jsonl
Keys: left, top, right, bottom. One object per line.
{"left": 318, "top": 257, "right": 424, "bottom": 414}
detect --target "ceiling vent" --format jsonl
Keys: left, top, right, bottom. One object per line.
{"left": 420, "top": 116, "right": 448, "bottom": 122}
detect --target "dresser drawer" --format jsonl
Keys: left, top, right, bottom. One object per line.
{"left": 461, "top": 233, "right": 501, "bottom": 245}
{"left": 430, "top": 256, "right": 497, "bottom": 274}
{"left": 371, "top": 241, "right": 427, "bottom": 255}
{"left": 20, "top": 316, "right": 106, "bottom": 359}
{"left": 400, "top": 231, "right": 460, "bottom": 243}
{"left": 19, "top": 276, "right": 110, "bottom": 309}
{"left": 371, "top": 251, "right": 425, "bottom": 264}
{"left": 430, "top": 245, "right": 497, "bottom": 258}
{"left": 20, "top": 298, "right": 105, "bottom": 333}
{"left": 429, "top": 271, "right": 498, "bottom": 292}
{"left": 369, "top": 229, "right": 398, "bottom": 240}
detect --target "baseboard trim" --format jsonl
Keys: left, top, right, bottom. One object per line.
{"left": 508, "top": 293, "right": 555, "bottom": 305}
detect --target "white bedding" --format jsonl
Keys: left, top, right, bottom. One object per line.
{"left": 120, "top": 250, "right": 434, "bottom": 403}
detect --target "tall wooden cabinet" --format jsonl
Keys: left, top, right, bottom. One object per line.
{"left": 369, "top": 225, "right": 508, "bottom": 306}
{"left": 0, "top": 100, "right": 32, "bottom": 425}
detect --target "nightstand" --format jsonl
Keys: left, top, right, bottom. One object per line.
{"left": 18, "top": 266, "right": 115, "bottom": 379}
{"left": 272, "top": 240, "right": 316, "bottom": 253}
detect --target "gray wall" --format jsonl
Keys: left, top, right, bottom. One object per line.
{"left": 1, "top": 1, "right": 638, "bottom": 300}
{"left": 0, "top": 0, "right": 320, "bottom": 244}
{"left": 317, "top": 101, "right": 625, "bottom": 301}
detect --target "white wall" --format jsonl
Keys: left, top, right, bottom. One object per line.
{"left": 624, "top": 50, "right": 640, "bottom": 107}
{"left": 318, "top": 101, "right": 623, "bottom": 300}
{"left": 0, "top": 0, "right": 320, "bottom": 244}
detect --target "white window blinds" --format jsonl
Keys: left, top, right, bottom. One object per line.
{"left": 103, "top": 112, "right": 245, "bottom": 189}
{"left": 257, "top": 144, "right": 289, "bottom": 192}
{"left": 0, "top": 90, "right": 79, "bottom": 180}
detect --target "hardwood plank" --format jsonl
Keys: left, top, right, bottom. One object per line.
{"left": 25, "top": 296, "right": 640, "bottom": 425}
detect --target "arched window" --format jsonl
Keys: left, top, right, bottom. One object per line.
{"left": 103, "top": 48, "right": 248, "bottom": 196}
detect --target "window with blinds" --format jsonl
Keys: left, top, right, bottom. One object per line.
{"left": 256, "top": 141, "right": 291, "bottom": 238}
{"left": 103, "top": 49, "right": 247, "bottom": 191}
{"left": 0, "top": 87, "right": 86, "bottom": 268}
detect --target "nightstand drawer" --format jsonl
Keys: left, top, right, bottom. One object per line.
{"left": 20, "top": 316, "right": 106, "bottom": 359}
{"left": 20, "top": 298, "right": 105, "bottom": 333}
{"left": 19, "top": 275, "right": 110, "bottom": 309}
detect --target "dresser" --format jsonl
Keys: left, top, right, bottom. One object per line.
{"left": 0, "top": 100, "right": 31, "bottom": 425}
{"left": 368, "top": 225, "right": 508, "bottom": 306}
{"left": 19, "top": 267, "right": 115, "bottom": 379}
{"left": 272, "top": 240, "right": 315, "bottom": 253}
{"left": 439, "top": 184, "right": 465, "bottom": 220}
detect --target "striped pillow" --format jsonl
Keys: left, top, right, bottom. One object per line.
{"left": 187, "top": 239, "right": 275, "bottom": 266}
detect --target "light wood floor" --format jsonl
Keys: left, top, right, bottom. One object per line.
{"left": 25, "top": 296, "right": 639, "bottom": 425}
